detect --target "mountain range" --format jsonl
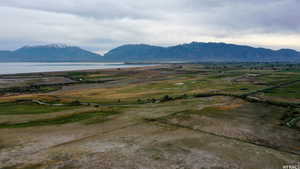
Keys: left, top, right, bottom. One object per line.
{"left": 0, "top": 42, "right": 299, "bottom": 62}
{"left": 0, "top": 44, "right": 101, "bottom": 62}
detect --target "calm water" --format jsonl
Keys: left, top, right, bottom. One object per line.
{"left": 0, "top": 62, "right": 152, "bottom": 75}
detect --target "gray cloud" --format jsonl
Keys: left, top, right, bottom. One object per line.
{"left": 0, "top": 0, "right": 299, "bottom": 52}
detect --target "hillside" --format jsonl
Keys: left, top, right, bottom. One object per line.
{"left": 0, "top": 42, "right": 299, "bottom": 62}
{"left": 104, "top": 42, "right": 300, "bottom": 62}
{"left": 0, "top": 44, "right": 103, "bottom": 62}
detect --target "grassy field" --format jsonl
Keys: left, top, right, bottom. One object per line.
{"left": 0, "top": 63, "right": 299, "bottom": 169}
{"left": 264, "top": 81, "right": 300, "bottom": 99}
{"left": 0, "top": 109, "right": 120, "bottom": 128}
{"left": 0, "top": 102, "right": 78, "bottom": 115}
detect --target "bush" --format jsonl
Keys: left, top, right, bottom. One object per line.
{"left": 160, "top": 95, "right": 173, "bottom": 102}
{"left": 174, "top": 94, "right": 189, "bottom": 99}
{"left": 70, "top": 100, "right": 81, "bottom": 106}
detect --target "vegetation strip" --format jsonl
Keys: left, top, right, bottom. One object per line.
{"left": 0, "top": 102, "right": 77, "bottom": 115}
{"left": 0, "top": 79, "right": 115, "bottom": 94}
{"left": 0, "top": 110, "right": 119, "bottom": 128}
{"left": 146, "top": 92, "right": 300, "bottom": 108}
{"left": 242, "top": 79, "right": 300, "bottom": 97}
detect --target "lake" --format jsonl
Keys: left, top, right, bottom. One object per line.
{"left": 0, "top": 62, "right": 152, "bottom": 75}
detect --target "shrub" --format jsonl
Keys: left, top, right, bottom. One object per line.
{"left": 160, "top": 95, "right": 173, "bottom": 102}
{"left": 70, "top": 100, "right": 81, "bottom": 106}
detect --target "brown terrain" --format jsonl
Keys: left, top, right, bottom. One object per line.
{"left": 0, "top": 63, "right": 299, "bottom": 169}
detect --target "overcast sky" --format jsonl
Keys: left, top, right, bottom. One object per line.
{"left": 0, "top": 0, "right": 299, "bottom": 54}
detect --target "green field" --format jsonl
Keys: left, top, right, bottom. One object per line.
{"left": 0, "top": 110, "right": 120, "bottom": 128}
{"left": 0, "top": 102, "right": 78, "bottom": 115}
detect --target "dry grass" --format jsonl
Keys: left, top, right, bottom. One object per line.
{"left": 215, "top": 101, "right": 245, "bottom": 111}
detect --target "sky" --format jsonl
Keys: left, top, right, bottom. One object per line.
{"left": 0, "top": 0, "right": 299, "bottom": 54}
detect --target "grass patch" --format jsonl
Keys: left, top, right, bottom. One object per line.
{"left": 1, "top": 166, "right": 18, "bottom": 169}
{"left": 66, "top": 72, "right": 89, "bottom": 81}
{"left": 85, "top": 74, "right": 124, "bottom": 80}
{"left": 221, "top": 83, "right": 264, "bottom": 94}
{"left": 0, "top": 110, "right": 120, "bottom": 128}
{"left": 257, "top": 73, "right": 300, "bottom": 85}
{"left": 21, "top": 164, "right": 44, "bottom": 169}
{"left": 208, "top": 71, "right": 244, "bottom": 79}
{"left": 67, "top": 71, "right": 122, "bottom": 81}
{"left": 264, "top": 82, "right": 300, "bottom": 99}
{"left": 38, "top": 86, "right": 61, "bottom": 92}
{"left": 2, "top": 164, "right": 44, "bottom": 169}
{"left": 0, "top": 102, "right": 77, "bottom": 115}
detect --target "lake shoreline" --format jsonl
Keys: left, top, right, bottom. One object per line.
{"left": 0, "top": 62, "right": 157, "bottom": 76}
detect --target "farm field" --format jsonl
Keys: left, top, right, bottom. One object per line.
{"left": 0, "top": 63, "right": 299, "bottom": 169}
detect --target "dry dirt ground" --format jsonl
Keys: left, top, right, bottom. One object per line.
{"left": 0, "top": 64, "right": 299, "bottom": 169}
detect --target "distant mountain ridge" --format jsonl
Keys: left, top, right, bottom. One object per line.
{"left": 0, "top": 42, "right": 299, "bottom": 62}
{"left": 104, "top": 42, "right": 300, "bottom": 62}
{"left": 0, "top": 44, "right": 103, "bottom": 62}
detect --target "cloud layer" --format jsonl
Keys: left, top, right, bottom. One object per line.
{"left": 1, "top": 0, "right": 299, "bottom": 53}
